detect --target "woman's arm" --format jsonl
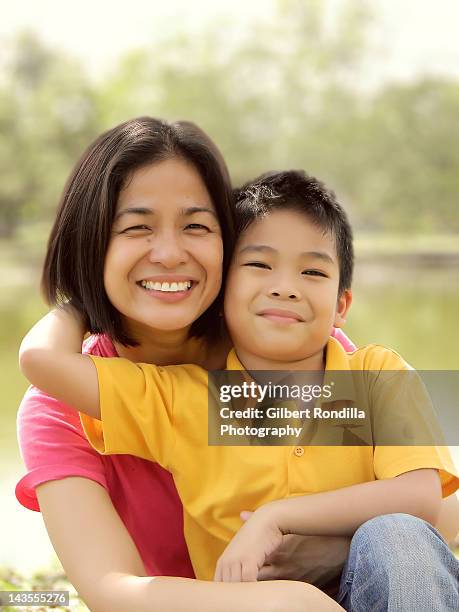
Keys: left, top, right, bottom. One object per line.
{"left": 36, "top": 476, "right": 146, "bottom": 610}
{"left": 38, "top": 477, "right": 343, "bottom": 612}
{"left": 19, "top": 308, "right": 100, "bottom": 417}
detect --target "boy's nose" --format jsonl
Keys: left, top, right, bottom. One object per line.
{"left": 269, "top": 288, "right": 299, "bottom": 300}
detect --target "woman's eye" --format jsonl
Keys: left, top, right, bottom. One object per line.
{"left": 302, "top": 270, "right": 326, "bottom": 277}
{"left": 122, "top": 225, "right": 151, "bottom": 233}
{"left": 185, "top": 223, "right": 210, "bottom": 232}
{"left": 244, "top": 262, "right": 271, "bottom": 269}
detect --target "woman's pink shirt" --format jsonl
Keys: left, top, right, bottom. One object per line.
{"left": 331, "top": 327, "right": 356, "bottom": 352}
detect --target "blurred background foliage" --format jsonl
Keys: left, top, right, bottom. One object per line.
{"left": 1, "top": 0, "right": 458, "bottom": 237}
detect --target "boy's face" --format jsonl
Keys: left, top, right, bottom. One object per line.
{"left": 224, "top": 209, "right": 352, "bottom": 367}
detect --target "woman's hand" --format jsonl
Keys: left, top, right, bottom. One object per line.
{"left": 258, "top": 533, "right": 350, "bottom": 586}
{"left": 214, "top": 506, "right": 283, "bottom": 582}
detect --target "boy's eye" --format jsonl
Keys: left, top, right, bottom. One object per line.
{"left": 185, "top": 223, "right": 210, "bottom": 232}
{"left": 244, "top": 262, "right": 271, "bottom": 269}
{"left": 302, "top": 270, "right": 327, "bottom": 277}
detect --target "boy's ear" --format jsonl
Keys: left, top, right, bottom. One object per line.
{"left": 334, "top": 289, "right": 352, "bottom": 328}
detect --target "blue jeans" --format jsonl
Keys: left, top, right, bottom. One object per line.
{"left": 336, "top": 513, "right": 459, "bottom": 611}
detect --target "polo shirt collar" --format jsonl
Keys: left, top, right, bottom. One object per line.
{"left": 324, "top": 336, "right": 352, "bottom": 371}
{"left": 226, "top": 337, "right": 357, "bottom": 425}
{"left": 225, "top": 337, "right": 355, "bottom": 402}
{"left": 226, "top": 348, "right": 245, "bottom": 371}
{"left": 226, "top": 336, "right": 352, "bottom": 371}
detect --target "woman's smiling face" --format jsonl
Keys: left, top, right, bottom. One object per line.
{"left": 104, "top": 157, "right": 223, "bottom": 337}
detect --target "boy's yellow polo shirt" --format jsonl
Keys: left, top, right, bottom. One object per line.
{"left": 81, "top": 338, "right": 459, "bottom": 581}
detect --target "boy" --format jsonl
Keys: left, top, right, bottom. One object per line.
{"left": 20, "top": 171, "right": 459, "bottom": 607}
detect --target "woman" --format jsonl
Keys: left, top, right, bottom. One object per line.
{"left": 16, "top": 117, "right": 458, "bottom": 611}
{"left": 17, "top": 116, "right": 349, "bottom": 611}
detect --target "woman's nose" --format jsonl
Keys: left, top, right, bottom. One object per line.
{"left": 147, "top": 233, "right": 188, "bottom": 268}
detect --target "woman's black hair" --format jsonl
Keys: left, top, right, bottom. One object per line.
{"left": 42, "top": 116, "right": 236, "bottom": 345}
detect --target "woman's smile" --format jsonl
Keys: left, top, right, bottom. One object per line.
{"left": 137, "top": 276, "right": 197, "bottom": 302}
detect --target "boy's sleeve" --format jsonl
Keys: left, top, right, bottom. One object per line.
{"left": 374, "top": 444, "right": 459, "bottom": 498}
{"left": 369, "top": 366, "right": 459, "bottom": 497}
{"left": 80, "top": 356, "right": 176, "bottom": 469}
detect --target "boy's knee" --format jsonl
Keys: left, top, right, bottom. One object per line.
{"left": 355, "top": 512, "right": 430, "bottom": 543}
{"left": 341, "top": 514, "right": 459, "bottom": 609}
{"left": 350, "top": 513, "right": 443, "bottom": 572}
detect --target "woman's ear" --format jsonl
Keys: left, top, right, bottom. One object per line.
{"left": 334, "top": 289, "right": 352, "bottom": 328}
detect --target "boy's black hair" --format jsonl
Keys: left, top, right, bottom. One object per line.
{"left": 42, "top": 116, "right": 236, "bottom": 346}
{"left": 234, "top": 170, "right": 353, "bottom": 294}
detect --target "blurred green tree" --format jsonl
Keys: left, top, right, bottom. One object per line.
{"left": 1, "top": 1, "right": 458, "bottom": 237}
{"left": 347, "top": 79, "right": 459, "bottom": 231}
{"left": 95, "top": 0, "right": 372, "bottom": 183}
{"left": 0, "top": 33, "right": 99, "bottom": 237}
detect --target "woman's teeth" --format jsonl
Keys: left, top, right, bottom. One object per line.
{"left": 140, "top": 280, "right": 192, "bottom": 292}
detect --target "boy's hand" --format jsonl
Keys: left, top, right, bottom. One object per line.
{"left": 214, "top": 506, "right": 283, "bottom": 582}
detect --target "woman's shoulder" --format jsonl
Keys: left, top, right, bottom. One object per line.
{"left": 18, "top": 384, "right": 83, "bottom": 434}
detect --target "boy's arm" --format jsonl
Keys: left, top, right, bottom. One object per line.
{"left": 215, "top": 468, "right": 441, "bottom": 582}
{"left": 19, "top": 308, "right": 100, "bottom": 419}
{"left": 265, "top": 467, "right": 441, "bottom": 537}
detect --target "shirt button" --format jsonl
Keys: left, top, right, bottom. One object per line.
{"left": 294, "top": 447, "right": 304, "bottom": 457}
